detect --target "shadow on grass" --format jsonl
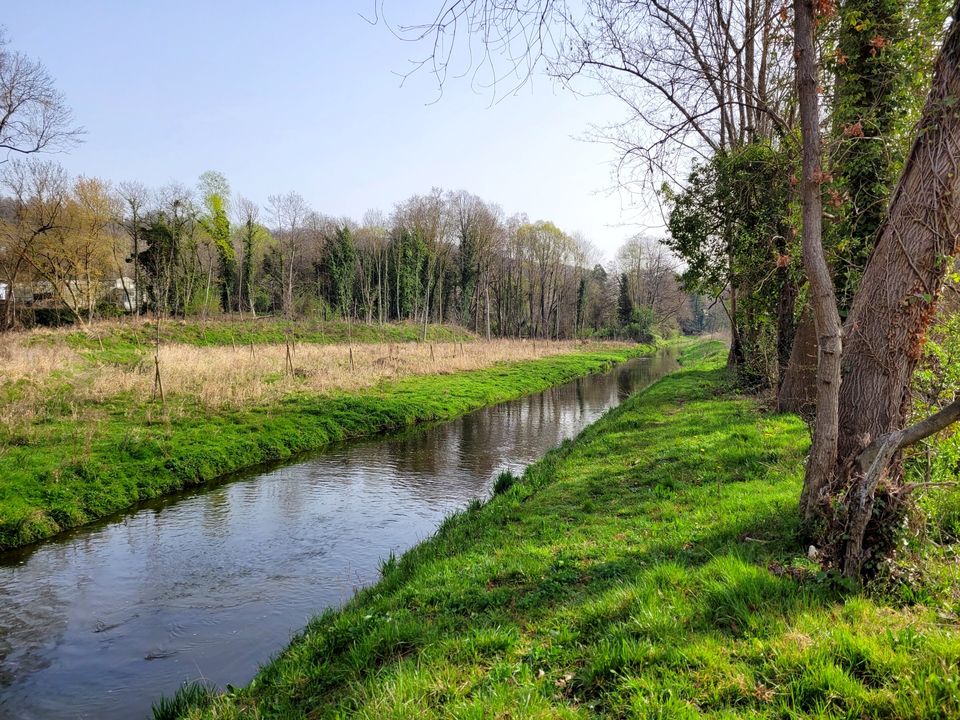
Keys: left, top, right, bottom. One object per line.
{"left": 180, "top": 347, "right": 960, "bottom": 719}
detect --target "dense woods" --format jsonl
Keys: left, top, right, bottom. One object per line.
{"left": 0, "top": 166, "right": 712, "bottom": 340}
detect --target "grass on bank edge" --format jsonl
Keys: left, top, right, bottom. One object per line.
{"left": 0, "top": 342, "right": 654, "bottom": 550}
{"left": 27, "top": 317, "right": 474, "bottom": 355}
{"left": 176, "top": 341, "right": 960, "bottom": 720}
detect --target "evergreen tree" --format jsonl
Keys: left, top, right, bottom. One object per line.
{"left": 617, "top": 273, "right": 633, "bottom": 327}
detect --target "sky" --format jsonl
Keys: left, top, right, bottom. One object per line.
{"left": 5, "top": 1, "right": 662, "bottom": 260}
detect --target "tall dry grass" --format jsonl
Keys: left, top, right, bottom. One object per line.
{"left": 0, "top": 336, "right": 631, "bottom": 434}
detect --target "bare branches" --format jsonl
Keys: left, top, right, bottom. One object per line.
{"left": 0, "top": 31, "right": 82, "bottom": 160}
{"left": 384, "top": 1, "right": 794, "bottom": 197}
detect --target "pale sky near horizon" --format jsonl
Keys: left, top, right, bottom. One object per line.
{"left": 5, "top": 1, "right": 664, "bottom": 260}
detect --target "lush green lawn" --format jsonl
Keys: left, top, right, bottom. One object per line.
{"left": 0, "top": 340, "right": 649, "bottom": 550}
{"left": 175, "top": 341, "right": 960, "bottom": 719}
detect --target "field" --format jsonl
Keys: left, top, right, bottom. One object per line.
{"left": 0, "top": 318, "right": 650, "bottom": 550}
{"left": 171, "top": 341, "right": 960, "bottom": 720}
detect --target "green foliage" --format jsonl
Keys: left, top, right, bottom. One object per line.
{"left": 179, "top": 342, "right": 960, "bottom": 719}
{"left": 322, "top": 226, "right": 357, "bottom": 316}
{"left": 389, "top": 229, "right": 426, "bottom": 320}
{"left": 665, "top": 141, "right": 800, "bottom": 386}
{"left": 624, "top": 306, "right": 655, "bottom": 344}
{"left": 152, "top": 682, "right": 215, "bottom": 720}
{"left": 616, "top": 273, "right": 633, "bottom": 327}
{"left": 198, "top": 172, "right": 235, "bottom": 313}
{"left": 492, "top": 470, "right": 517, "bottom": 496}
{"left": 825, "top": 0, "right": 945, "bottom": 313}
{"left": 908, "top": 296, "right": 960, "bottom": 544}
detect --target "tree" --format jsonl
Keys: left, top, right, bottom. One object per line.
{"left": 779, "top": 0, "right": 943, "bottom": 414}
{"left": 117, "top": 181, "right": 149, "bottom": 316}
{"left": 198, "top": 171, "right": 234, "bottom": 313}
{"left": 616, "top": 273, "right": 633, "bottom": 327}
{"left": 665, "top": 143, "right": 797, "bottom": 385}
{"left": 0, "top": 159, "right": 68, "bottom": 328}
{"left": 268, "top": 191, "right": 309, "bottom": 317}
{"left": 324, "top": 225, "right": 357, "bottom": 317}
{"left": 0, "top": 31, "right": 82, "bottom": 159}
{"left": 794, "top": 0, "right": 960, "bottom": 576}
{"left": 235, "top": 196, "right": 271, "bottom": 316}
{"left": 401, "top": 0, "right": 960, "bottom": 578}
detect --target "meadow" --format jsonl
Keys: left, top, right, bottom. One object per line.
{"left": 0, "top": 318, "right": 649, "bottom": 549}
{"left": 169, "top": 341, "right": 960, "bottom": 720}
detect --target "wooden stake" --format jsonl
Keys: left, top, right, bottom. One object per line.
{"left": 153, "top": 355, "right": 165, "bottom": 404}
{"left": 152, "top": 312, "right": 164, "bottom": 405}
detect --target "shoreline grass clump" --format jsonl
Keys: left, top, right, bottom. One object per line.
{"left": 177, "top": 340, "right": 960, "bottom": 719}
{"left": 0, "top": 321, "right": 653, "bottom": 550}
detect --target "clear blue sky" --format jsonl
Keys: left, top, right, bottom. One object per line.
{"left": 5, "top": 1, "right": 657, "bottom": 258}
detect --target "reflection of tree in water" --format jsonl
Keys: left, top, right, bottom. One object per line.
{"left": 200, "top": 485, "right": 234, "bottom": 537}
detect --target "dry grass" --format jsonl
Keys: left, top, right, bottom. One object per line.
{"left": 0, "top": 333, "right": 632, "bottom": 434}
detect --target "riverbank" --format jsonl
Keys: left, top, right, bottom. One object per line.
{"left": 177, "top": 341, "right": 960, "bottom": 719}
{"left": 0, "top": 320, "right": 654, "bottom": 549}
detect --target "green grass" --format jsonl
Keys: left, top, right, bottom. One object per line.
{"left": 178, "top": 341, "right": 960, "bottom": 719}
{"left": 0, "top": 340, "right": 651, "bottom": 550}
{"left": 24, "top": 318, "right": 474, "bottom": 365}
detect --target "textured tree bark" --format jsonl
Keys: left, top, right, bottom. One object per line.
{"left": 775, "top": 226, "right": 800, "bottom": 390}
{"left": 778, "top": 303, "right": 817, "bottom": 415}
{"left": 794, "top": 0, "right": 844, "bottom": 524}
{"left": 828, "top": 3, "right": 960, "bottom": 575}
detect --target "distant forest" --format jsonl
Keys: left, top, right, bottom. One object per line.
{"left": 0, "top": 166, "right": 722, "bottom": 339}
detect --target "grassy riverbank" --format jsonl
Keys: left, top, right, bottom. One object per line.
{"left": 0, "top": 320, "right": 651, "bottom": 550}
{"left": 177, "top": 341, "right": 960, "bottom": 719}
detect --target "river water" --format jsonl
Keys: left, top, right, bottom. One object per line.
{"left": 0, "top": 348, "right": 678, "bottom": 719}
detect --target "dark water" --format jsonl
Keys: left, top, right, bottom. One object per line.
{"left": 0, "top": 348, "right": 679, "bottom": 720}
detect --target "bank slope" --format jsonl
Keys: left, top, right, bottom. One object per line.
{"left": 0, "top": 345, "right": 649, "bottom": 550}
{"left": 183, "top": 341, "right": 960, "bottom": 719}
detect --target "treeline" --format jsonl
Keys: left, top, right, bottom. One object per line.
{"left": 0, "top": 162, "right": 714, "bottom": 339}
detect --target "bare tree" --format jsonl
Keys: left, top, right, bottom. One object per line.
{"left": 0, "top": 30, "right": 82, "bottom": 159}
{"left": 117, "top": 180, "right": 149, "bottom": 316}
{"left": 0, "top": 159, "right": 68, "bottom": 328}
{"left": 268, "top": 191, "right": 309, "bottom": 317}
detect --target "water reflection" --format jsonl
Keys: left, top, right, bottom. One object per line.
{"left": 0, "top": 348, "right": 678, "bottom": 720}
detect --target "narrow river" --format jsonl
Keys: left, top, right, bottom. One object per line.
{"left": 0, "top": 347, "right": 679, "bottom": 720}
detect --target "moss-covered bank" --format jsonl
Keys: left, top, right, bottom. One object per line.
{"left": 177, "top": 341, "right": 960, "bottom": 719}
{"left": 0, "top": 343, "right": 651, "bottom": 550}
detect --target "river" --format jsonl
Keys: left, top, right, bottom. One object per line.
{"left": 0, "top": 347, "right": 678, "bottom": 719}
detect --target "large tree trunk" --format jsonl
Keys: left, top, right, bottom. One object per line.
{"left": 795, "top": 0, "right": 844, "bottom": 525}
{"left": 778, "top": 305, "right": 817, "bottom": 415}
{"left": 817, "top": 3, "right": 960, "bottom": 576}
